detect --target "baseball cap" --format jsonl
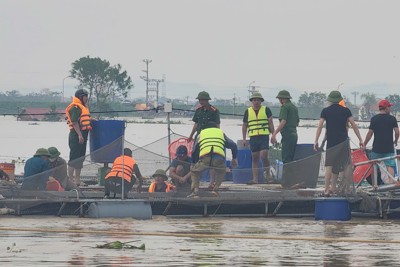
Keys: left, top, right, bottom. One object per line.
{"left": 378, "top": 99, "right": 392, "bottom": 108}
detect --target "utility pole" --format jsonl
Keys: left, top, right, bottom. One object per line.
{"left": 233, "top": 93, "right": 236, "bottom": 116}
{"left": 140, "top": 59, "right": 152, "bottom": 107}
{"left": 149, "top": 78, "right": 164, "bottom": 106}
{"left": 162, "top": 74, "right": 167, "bottom": 98}
{"left": 248, "top": 81, "right": 255, "bottom": 98}
{"left": 351, "top": 91, "right": 359, "bottom": 106}
{"left": 62, "top": 76, "right": 72, "bottom": 103}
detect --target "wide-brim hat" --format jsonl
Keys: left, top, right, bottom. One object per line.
{"left": 249, "top": 92, "right": 264, "bottom": 102}
{"left": 34, "top": 148, "right": 51, "bottom": 157}
{"left": 48, "top": 147, "right": 60, "bottom": 159}
{"left": 196, "top": 91, "right": 211, "bottom": 100}
{"left": 276, "top": 90, "right": 292, "bottom": 99}
{"left": 152, "top": 169, "right": 168, "bottom": 180}
{"left": 327, "top": 90, "right": 343, "bottom": 103}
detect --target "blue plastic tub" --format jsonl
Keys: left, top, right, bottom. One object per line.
{"left": 89, "top": 120, "right": 125, "bottom": 163}
{"left": 315, "top": 198, "right": 351, "bottom": 221}
{"left": 232, "top": 168, "right": 264, "bottom": 184}
{"left": 199, "top": 160, "right": 233, "bottom": 182}
{"left": 237, "top": 149, "right": 252, "bottom": 169}
{"left": 200, "top": 169, "right": 211, "bottom": 182}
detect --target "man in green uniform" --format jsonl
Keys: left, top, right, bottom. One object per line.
{"left": 271, "top": 90, "right": 299, "bottom": 163}
{"left": 188, "top": 91, "right": 220, "bottom": 188}
{"left": 188, "top": 91, "right": 220, "bottom": 142}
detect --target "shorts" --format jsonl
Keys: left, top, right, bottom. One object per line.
{"left": 249, "top": 135, "right": 269, "bottom": 153}
{"left": 369, "top": 152, "right": 396, "bottom": 167}
{"left": 325, "top": 140, "right": 351, "bottom": 175}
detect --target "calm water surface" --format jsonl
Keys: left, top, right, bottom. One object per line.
{"left": 0, "top": 216, "right": 400, "bottom": 266}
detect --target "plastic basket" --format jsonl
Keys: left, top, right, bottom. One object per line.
{"left": 352, "top": 149, "right": 373, "bottom": 183}
{"left": 168, "top": 138, "right": 194, "bottom": 159}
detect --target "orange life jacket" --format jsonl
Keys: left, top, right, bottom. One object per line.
{"left": 148, "top": 181, "right": 174, "bottom": 193}
{"left": 105, "top": 155, "right": 136, "bottom": 183}
{"left": 65, "top": 97, "right": 92, "bottom": 131}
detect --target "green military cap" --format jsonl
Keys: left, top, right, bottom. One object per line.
{"left": 34, "top": 148, "right": 51, "bottom": 157}
{"left": 48, "top": 147, "right": 61, "bottom": 159}
{"left": 196, "top": 91, "right": 211, "bottom": 100}
{"left": 152, "top": 169, "right": 168, "bottom": 180}
{"left": 327, "top": 90, "right": 343, "bottom": 103}
{"left": 276, "top": 90, "right": 292, "bottom": 99}
{"left": 249, "top": 92, "right": 264, "bottom": 102}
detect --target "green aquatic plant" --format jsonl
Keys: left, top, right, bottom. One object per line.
{"left": 96, "top": 241, "right": 145, "bottom": 250}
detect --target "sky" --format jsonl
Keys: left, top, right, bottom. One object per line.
{"left": 1, "top": 0, "right": 399, "bottom": 102}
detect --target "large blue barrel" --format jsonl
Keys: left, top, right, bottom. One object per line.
{"left": 232, "top": 167, "right": 263, "bottom": 184}
{"left": 237, "top": 149, "right": 252, "bottom": 168}
{"left": 315, "top": 198, "right": 351, "bottom": 221}
{"left": 90, "top": 120, "right": 125, "bottom": 163}
{"left": 199, "top": 160, "right": 232, "bottom": 182}
{"left": 233, "top": 148, "right": 264, "bottom": 184}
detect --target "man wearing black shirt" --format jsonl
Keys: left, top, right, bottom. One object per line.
{"left": 314, "top": 91, "right": 364, "bottom": 196}
{"left": 364, "top": 99, "right": 399, "bottom": 183}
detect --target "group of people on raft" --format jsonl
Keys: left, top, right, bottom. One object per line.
{"left": 15, "top": 88, "right": 399, "bottom": 198}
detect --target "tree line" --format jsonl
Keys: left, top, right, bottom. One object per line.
{"left": 1, "top": 55, "right": 399, "bottom": 121}
{"left": 297, "top": 91, "right": 400, "bottom": 120}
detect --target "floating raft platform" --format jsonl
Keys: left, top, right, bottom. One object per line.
{"left": 0, "top": 182, "right": 399, "bottom": 219}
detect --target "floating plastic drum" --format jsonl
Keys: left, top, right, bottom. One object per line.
{"left": 352, "top": 149, "right": 373, "bottom": 183}
{"left": 315, "top": 198, "right": 351, "bottom": 221}
{"left": 90, "top": 120, "right": 125, "bottom": 163}
{"left": 88, "top": 201, "right": 152, "bottom": 219}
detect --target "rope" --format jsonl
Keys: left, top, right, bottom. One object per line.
{"left": 0, "top": 226, "right": 399, "bottom": 244}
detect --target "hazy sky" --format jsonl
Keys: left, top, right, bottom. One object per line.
{"left": 1, "top": 0, "right": 399, "bottom": 100}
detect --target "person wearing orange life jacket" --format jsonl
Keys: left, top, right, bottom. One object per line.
{"left": 65, "top": 89, "right": 92, "bottom": 186}
{"left": 104, "top": 148, "right": 144, "bottom": 198}
{"left": 148, "top": 169, "right": 175, "bottom": 193}
{"left": 242, "top": 92, "right": 275, "bottom": 184}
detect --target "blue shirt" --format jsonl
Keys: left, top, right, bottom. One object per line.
{"left": 23, "top": 156, "right": 49, "bottom": 190}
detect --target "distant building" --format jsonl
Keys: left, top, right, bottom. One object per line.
{"left": 18, "top": 108, "right": 64, "bottom": 121}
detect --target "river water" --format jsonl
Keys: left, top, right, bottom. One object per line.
{"left": 1, "top": 216, "right": 400, "bottom": 266}
{"left": 1, "top": 116, "right": 397, "bottom": 266}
